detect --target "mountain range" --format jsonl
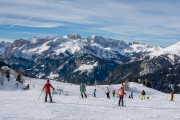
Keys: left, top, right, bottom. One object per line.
{"left": 0, "top": 34, "right": 179, "bottom": 92}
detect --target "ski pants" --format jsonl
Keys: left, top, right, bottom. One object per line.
{"left": 93, "top": 93, "right": 96, "bottom": 97}
{"left": 81, "top": 91, "right": 87, "bottom": 98}
{"left": 106, "top": 93, "right": 110, "bottom": 99}
{"left": 119, "top": 96, "right": 124, "bottom": 106}
{"left": 112, "top": 93, "right": 115, "bottom": 98}
{"left": 141, "top": 95, "right": 145, "bottom": 100}
{"left": 171, "top": 96, "right": 174, "bottom": 101}
{"left": 45, "top": 92, "right": 53, "bottom": 102}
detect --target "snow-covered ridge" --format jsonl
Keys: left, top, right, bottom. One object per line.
{"left": 127, "top": 42, "right": 163, "bottom": 53}
{"left": 0, "top": 41, "right": 11, "bottom": 55}
{"left": 74, "top": 62, "right": 98, "bottom": 74}
{"left": 150, "top": 41, "right": 180, "bottom": 64}
{"left": 150, "top": 41, "right": 180, "bottom": 57}
{"left": 8, "top": 34, "right": 165, "bottom": 60}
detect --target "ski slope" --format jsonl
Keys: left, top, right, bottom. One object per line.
{"left": 0, "top": 74, "right": 180, "bottom": 120}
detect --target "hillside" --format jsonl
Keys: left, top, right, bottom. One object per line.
{"left": 0, "top": 35, "right": 179, "bottom": 93}
{"left": 106, "top": 41, "right": 180, "bottom": 93}
{"left": 0, "top": 34, "right": 163, "bottom": 83}
{"left": 0, "top": 73, "right": 180, "bottom": 120}
{"left": 0, "top": 34, "right": 162, "bottom": 84}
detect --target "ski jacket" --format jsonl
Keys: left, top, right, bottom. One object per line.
{"left": 16, "top": 74, "right": 21, "bottom": 81}
{"left": 93, "top": 89, "right": 96, "bottom": 94}
{"left": 80, "top": 83, "right": 86, "bottom": 92}
{"left": 43, "top": 81, "right": 54, "bottom": 92}
{"left": 118, "top": 87, "right": 126, "bottom": 97}
{"left": 171, "top": 92, "right": 174, "bottom": 97}
{"left": 112, "top": 90, "right": 115, "bottom": 94}
{"left": 142, "top": 90, "right": 146, "bottom": 95}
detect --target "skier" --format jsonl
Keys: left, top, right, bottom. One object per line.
{"left": 105, "top": 87, "right": 110, "bottom": 99}
{"left": 118, "top": 85, "right": 126, "bottom": 106}
{"left": 170, "top": 91, "right": 174, "bottom": 101}
{"left": 6, "top": 71, "right": 10, "bottom": 81}
{"left": 141, "top": 90, "right": 146, "bottom": 100}
{"left": 42, "top": 80, "right": 55, "bottom": 103}
{"left": 16, "top": 74, "right": 23, "bottom": 84}
{"left": 93, "top": 88, "right": 96, "bottom": 97}
{"left": 80, "top": 83, "right": 87, "bottom": 98}
{"left": 112, "top": 89, "right": 116, "bottom": 98}
{"left": 130, "top": 91, "right": 133, "bottom": 99}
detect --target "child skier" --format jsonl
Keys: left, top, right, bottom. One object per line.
{"left": 105, "top": 87, "right": 110, "bottom": 99}
{"left": 112, "top": 89, "right": 116, "bottom": 98}
{"left": 93, "top": 89, "right": 96, "bottom": 97}
{"left": 42, "top": 80, "right": 55, "bottom": 102}
{"left": 170, "top": 91, "right": 174, "bottom": 101}
{"left": 141, "top": 90, "right": 146, "bottom": 100}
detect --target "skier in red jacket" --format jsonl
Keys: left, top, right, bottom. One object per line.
{"left": 118, "top": 86, "right": 126, "bottom": 106}
{"left": 42, "top": 80, "right": 55, "bottom": 102}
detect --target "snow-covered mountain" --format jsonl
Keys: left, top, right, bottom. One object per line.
{"left": 106, "top": 41, "right": 180, "bottom": 93}
{"left": 0, "top": 34, "right": 179, "bottom": 88}
{"left": 150, "top": 41, "right": 180, "bottom": 57}
{"left": 128, "top": 41, "right": 163, "bottom": 54}
{"left": 0, "top": 41, "right": 11, "bottom": 55}
{"left": 150, "top": 41, "right": 180, "bottom": 64}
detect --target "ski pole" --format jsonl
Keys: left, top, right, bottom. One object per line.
{"left": 125, "top": 94, "right": 126, "bottom": 106}
{"left": 38, "top": 90, "right": 43, "bottom": 100}
{"left": 112, "top": 95, "right": 118, "bottom": 106}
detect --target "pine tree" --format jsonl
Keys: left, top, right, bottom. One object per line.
{"left": 143, "top": 80, "right": 146, "bottom": 86}
{"left": 132, "top": 79, "right": 138, "bottom": 83}
{"left": 146, "top": 81, "right": 152, "bottom": 88}
{"left": 94, "top": 80, "right": 97, "bottom": 87}
{"left": 124, "top": 80, "right": 129, "bottom": 90}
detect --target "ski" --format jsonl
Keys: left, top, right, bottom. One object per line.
{"left": 43, "top": 101, "right": 55, "bottom": 103}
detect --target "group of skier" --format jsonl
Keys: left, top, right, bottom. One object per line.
{"left": 39, "top": 79, "right": 174, "bottom": 104}
{"left": 41, "top": 80, "right": 128, "bottom": 106}
{"left": 1, "top": 67, "right": 175, "bottom": 104}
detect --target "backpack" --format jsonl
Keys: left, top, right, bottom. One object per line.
{"left": 118, "top": 89, "right": 123, "bottom": 95}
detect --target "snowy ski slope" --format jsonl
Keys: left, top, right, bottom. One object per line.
{"left": 0, "top": 74, "right": 180, "bottom": 120}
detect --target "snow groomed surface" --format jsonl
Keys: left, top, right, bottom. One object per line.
{"left": 0, "top": 75, "right": 180, "bottom": 120}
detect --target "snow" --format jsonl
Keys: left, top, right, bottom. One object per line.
{"left": 150, "top": 41, "right": 180, "bottom": 57}
{"left": 53, "top": 40, "right": 83, "bottom": 55}
{"left": 47, "top": 72, "right": 59, "bottom": 79}
{"left": 0, "top": 72, "right": 180, "bottom": 120}
{"left": 29, "top": 42, "right": 50, "bottom": 54}
{"left": 125, "top": 43, "right": 163, "bottom": 54}
{"left": 29, "top": 37, "right": 38, "bottom": 44}
{"left": 74, "top": 62, "right": 98, "bottom": 74}
{"left": 37, "top": 73, "right": 45, "bottom": 78}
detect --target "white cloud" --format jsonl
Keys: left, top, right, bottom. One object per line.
{"left": 0, "top": 0, "right": 180, "bottom": 46}
{"left": 0, "top": 38, "right": 14, "bottom": 43}
{"left": 1, "top": 0, "right": 180, "bottom": 30}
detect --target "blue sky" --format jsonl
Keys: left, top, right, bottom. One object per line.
{"left": 0, "top": 0, "right": 180, "bottom": 47}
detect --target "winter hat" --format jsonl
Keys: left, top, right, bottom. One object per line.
{"left": 47, "top": 79, "right": 50, "bottom": 82}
